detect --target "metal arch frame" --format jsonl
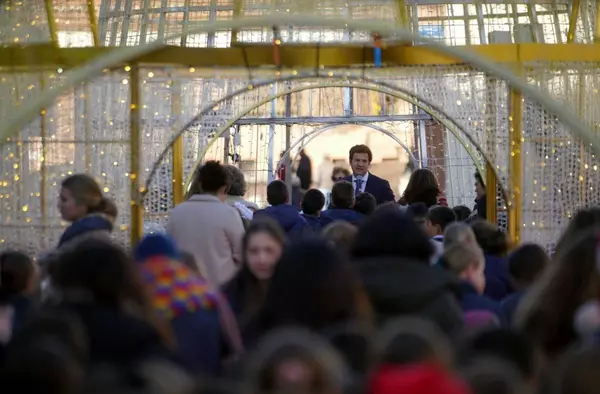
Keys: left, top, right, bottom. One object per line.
{"left": 274, "top": 123, "right": 420, "bottom": 177}
{"left": 3, "top": 15, "right": 598, "bottom": 154}
{"left": 173, "top": 79, "right": 497, "bottom": 201}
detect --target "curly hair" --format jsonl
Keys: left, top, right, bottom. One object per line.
{"left": 225, "top": 165, "right": 247, "bottom": 197}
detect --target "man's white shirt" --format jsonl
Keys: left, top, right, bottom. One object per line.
{"left": 351, "top": 172, "right": 369, "bottom": 194}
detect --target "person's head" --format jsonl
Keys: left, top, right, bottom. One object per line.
{"left": 353, "top": 208, "right": 434, "bottom": 263}
{"left": 508, "top": 243, "right": 549, "bottom": 290}
{"left": 224, "top": 165, "right": 247, "bottom": 197}
{"left": 517, "top": 229, "right": 599, "bottom": 357}
{"left": 261, "top": 238, "right": 367, "bottom": 331}
{"left": 267, "top": 180, "right": 289, "bottom": 206}
{"left": 475, "top": 172, "right": 486, "bottom": 200}
{"left": 322, "top": 221, "right": 358, "bottom": 255}
{"left": 406, "top": 202, "right": 429, "bottom": 231}
{"left": 461, "top": 329, "right": 537, "bottom": 383}
{"left": 470, "top": 220, "right": 509, "bottom": 256}
{"left": 554, "top": 207, "right": 600, "bottom": 256}
{"left": 243, "top": 219, "right": 286, "bottom": 281}
{"left": 425, "top": 206, "right": 457, "bottom": 237}
{"left": 330, "top": 181, "right": 354, "bottom": 209}
{"left": 401, "top": 169, "right": 440, "bottom": 207}
{"left": 444, "top": 242, "right": 486, "bottom": 294}
{"left": 51, "top": 237, "right": 147, "bottom": 310}
{"left": 195, "top": 161, "right": 231, "bottom": 201}
{"left": 354, "top": 192, "right": 376, "bottom": 216}
{"left": 372, "top": 317, "right": 453, "bottom": 369}
{"left": 301, "top": 189, "right": 325, "bottom": 216}
{"left": 453, "top": 205, "right": 472, "bottom": 221}
{"left": 245, "top": 328, "right": 349, "bottom": 394}
{"left": 59, "top": 174, "right": 117, "bottom": 222}
{"left": 461, "top": 356, "right": 525, "bottom": 394}
{"left": 553, "top": 345, "right": 600, "bottom": 394}
{"left": 444, "top": 222, "right": 477, "bottom": 249}
{"left": 133, "top": 233, "right": 181, "bottom": 263}
{"left": 348, "top": 145, "right": 372, "bottom": 177}
{"left": 0, "top": 251, "right": 37, "bottom": 300}
{"left": 331, "top": 167, "right": 351, "bottom": 183}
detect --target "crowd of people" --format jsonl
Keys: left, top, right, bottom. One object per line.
{"left": 0, "top": 144, "right": 598, "bottom": 394}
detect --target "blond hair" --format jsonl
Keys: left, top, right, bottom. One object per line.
{"left": 443, "top": 242, "right": 484, "bottom": 276}
{"left": 61, "top": 174, "right": 117, "bottom": 219}
{"left": 444, "top": 222, "right": 476, "bottom": 249}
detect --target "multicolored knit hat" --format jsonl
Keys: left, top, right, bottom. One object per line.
{"left": 135, "top": 233, "right": 217, "bottom": 319}
{"left": 140, "top": 257, "right": 218, "bottom": 319}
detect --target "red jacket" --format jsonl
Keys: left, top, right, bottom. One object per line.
{"left": 369, "top": 364, "right": 472, "bottom": 394}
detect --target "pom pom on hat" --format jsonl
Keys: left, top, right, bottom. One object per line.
{"left": 134, "top": 233, "right": 181, "bottom": 262}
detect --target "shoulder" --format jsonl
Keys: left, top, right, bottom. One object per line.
{"left": 368, "top": 174, "right": 389, "bottom": 185}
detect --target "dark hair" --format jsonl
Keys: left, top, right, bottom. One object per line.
{"left": 259, "top": 238, "right": 367, "bottom": 332}
{"left": 353, "top": 209, "right": 434, "bottom": 262}
{"left": 267, "top": 180, "right": 289, "bottom": 206}
{"left": 508, "top": 243, "right": 549, "bottom": 285}
{"left": 354, "top": 193, "right": 377, "bottom": 216}
{"left": 61, "top": 174, "right": 116, "bottom": 219}
{"left": 195, "top": 161, "right": 231, "bottom": 194}
{"left": 427, "top": 206, "right": 457, "bottom": 232}
{"left": 224, "top": 165, "right": 247, "bottom": 197}
{"left": 461, "top": 329, "right": 536, "bottom": 380}
{"left": 470, "top": 220, "right": 509, "bottom": 256}
{"left": 400, "top": 169, "right": 440, "bottom": 207}
{"left": 349, "top": 145, "right": 373, "bottom": 163}
{"left": 517, "top": 229, "right": 598, "bottom": 357}
{"left": 554, "top": 346, "right": 600, "bottom": 394}
{"left": 322, "top": 221, "right": 358, "bottom": 256}
{"left": 452, "top": 205, "right": 472, "bottom": 221}
{"left": 331, "top": 181, "right": 355, "bottom": 209}
{"left": 406, "top": 202, "right": 429, "bottom": 219}
{"left": 224, "top": 219, "right": 286, "bottom": 328}
{"left": 301, "top": 189, "right": 326, "bottom": 215}
{"left": 51, "top": 238, "right": 147, "bottom": 308}
{"left": 0, "top": 251, "right": 34, "bottom": 300}
{"left": 554, "top": 207, "right": 600, "bottom": 256}
{"left": 474, "top": 172, "right": 485, "bottom": 188}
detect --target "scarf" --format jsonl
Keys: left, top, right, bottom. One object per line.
{"left": 140, "top": 257, "right": 217, "bottom": 320}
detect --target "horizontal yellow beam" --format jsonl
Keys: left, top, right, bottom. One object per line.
{"left": 1, "top": 43, "right": 600, "bottom": 71}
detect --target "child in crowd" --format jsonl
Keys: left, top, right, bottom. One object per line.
{"left": 425, "top": 206, "right": 457, "bottom": 263}
{"left": 300, "top": 189, "right": 326, "bottom": 233}
{"left": 452, "top": 205, "right": 472, "bottom": 222}
{"left": 254, "top": 180, "right": 310, "bottom": 239}
{"left": 354, "top": 192, "right": 377, "bottom": 216}
{"left": 320, "top": 181, "right": 364, "bottom": 227}
{"left": 406, "top": 202, "right": 429, "bottom": 233}
{"left": 501, "top": 243, "right": 549, "bottom": 325}
{"left": 444, "top": 242, "right": 506, "bottom": 328}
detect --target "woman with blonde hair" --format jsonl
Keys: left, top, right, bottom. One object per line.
{"left": 56, "top": 174, "right": 117, "bottom": 247}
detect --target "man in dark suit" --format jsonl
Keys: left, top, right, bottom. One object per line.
{"left": 342, "top": 144, "right": 395, "bottom": 205}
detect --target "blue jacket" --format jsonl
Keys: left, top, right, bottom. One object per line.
{"left": 171, "top": 309, "right": 222, "bottom": 374}
{"left": 483, "top": 254, "right": 513, "bottom": 301}
{"left": 460, "top": 281, "right": 507, "bottom": 327}
{"left": 342, "top": 173, "right": 395, "bottom": 205}
{"left": 320, "top": 208, "right": 364, "bottom": 227}
{"left": 58, "top": 214, "right": 113, "bottom": 247}
{"left": 301, "top": 214, "right": 323, "bottom": 233}
{"left": 501, "top": 290, "right": 525, "bottom": 326}
{"left": 254, "top": 204, "right": 311, "bottom": 239}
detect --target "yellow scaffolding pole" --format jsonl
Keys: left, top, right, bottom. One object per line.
{"left": 87, "top": 0, "right": 101, "bottom": 46}
{"left": 596, "top": 0, "right": 600, "bottom": 42}
{"left": 171, "top": 83, "right": 184, "bottom": 206}
{"left": 129, "top": 67, "right": 143, "bottom": 245}
{"left": 508, "top": 87, "right": 523, "bottom": 243}
{"left": 44, "top": 0, "right": 59, "bottom": 46}
{"left": 396, "top": 0, "right": 409, "bottom": 27}
{"left": 567, "top": 0, "right": 581, "bottom": 43}
{"left": 231, "top": 0, "right": 244, "bottom": 46}
{"left": 40, "top": 74, "right": 48, "bottom": 237}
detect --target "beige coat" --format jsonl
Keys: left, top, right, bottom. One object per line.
{"left": 167, "top": 194, "right": 245, "bottom": 287}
